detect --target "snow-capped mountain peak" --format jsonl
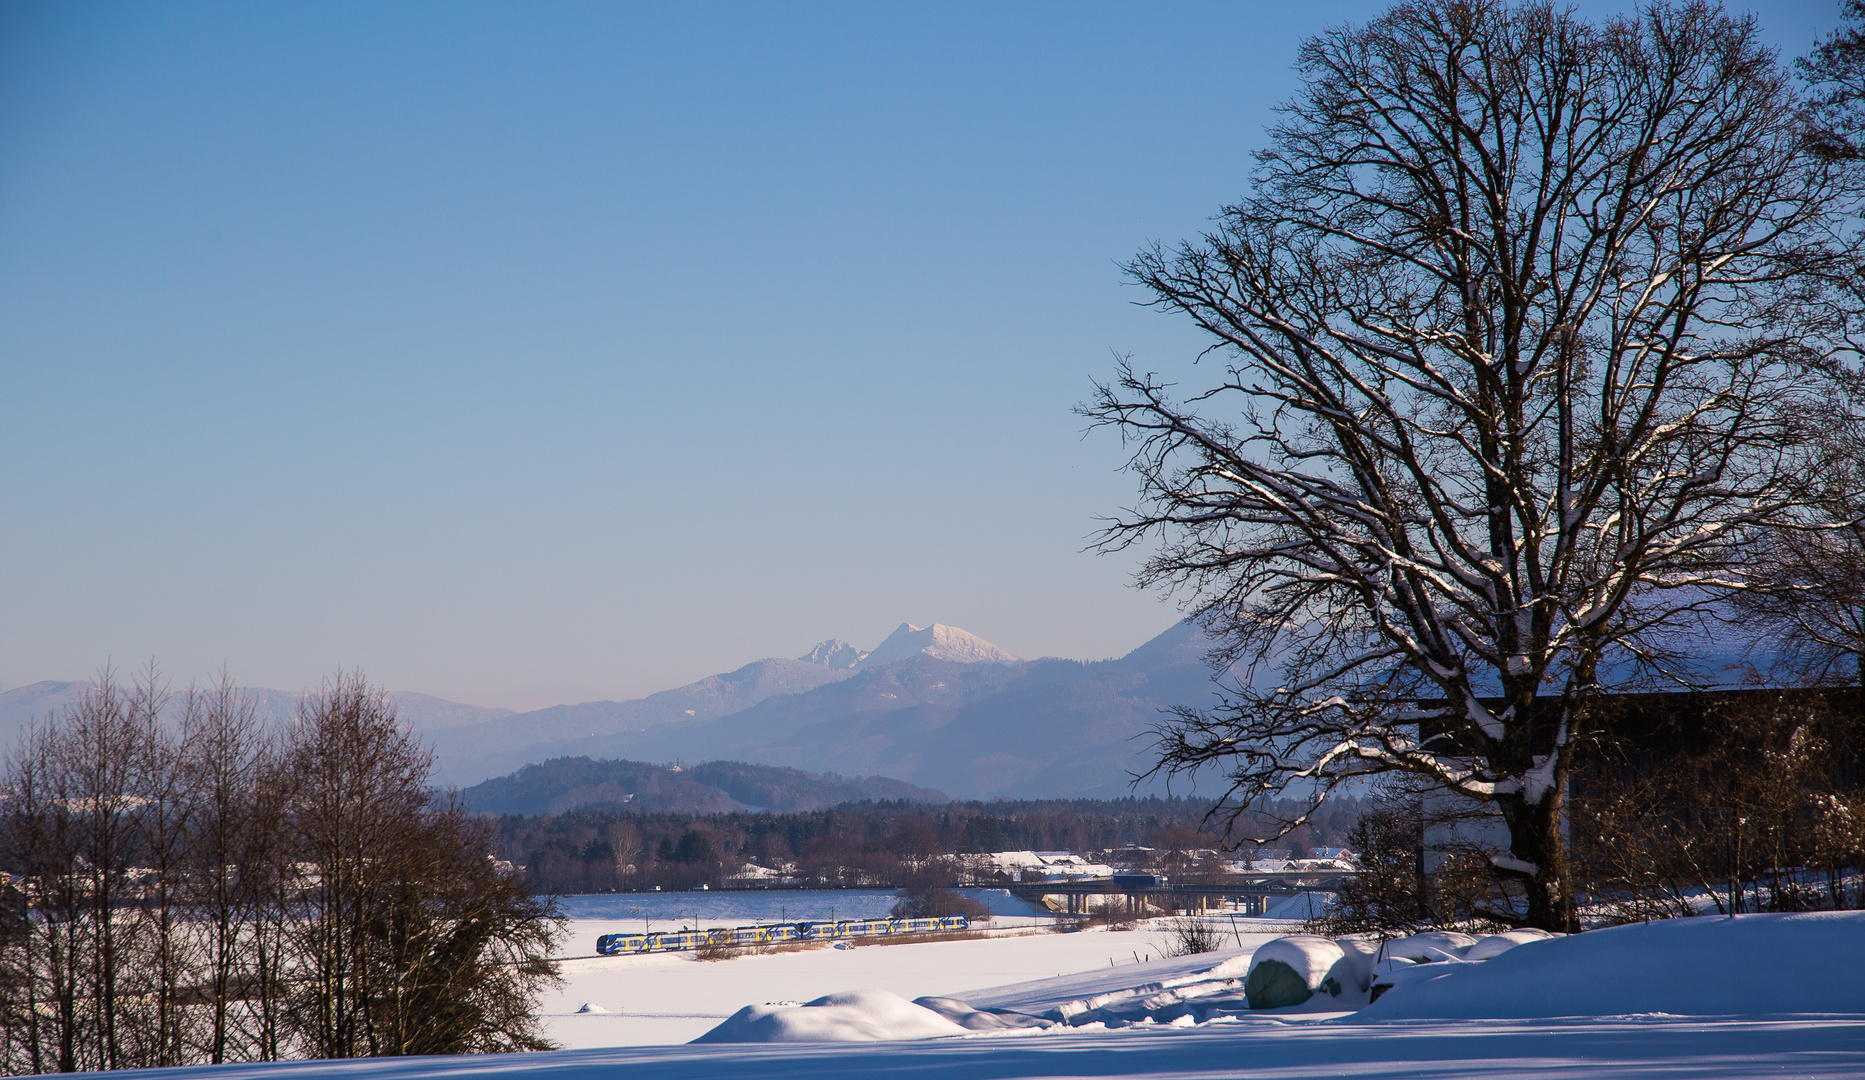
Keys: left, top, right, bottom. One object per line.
{"left": 799, "top": 639, "right": 868, "bottom": 670}
{"left": 855, "top": 622, "right": 1020, "bottom": 670}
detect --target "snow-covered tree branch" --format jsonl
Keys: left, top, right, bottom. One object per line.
{"left": 1083, "top": 0, "right": 1865, "bottom": 931}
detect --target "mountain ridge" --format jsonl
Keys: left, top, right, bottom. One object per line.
{"left": 7, "top": 620, "right": 1215, "bottom": 802}
{"left": 427, "top": 620, "right": 1221, "bottom": 798}
{"left": 856, "top": 622, "right": 1021, "bottom": 669}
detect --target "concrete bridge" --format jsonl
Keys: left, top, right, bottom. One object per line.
{"left": 1006, "top": 872, "right": 1351, "bottom": 917}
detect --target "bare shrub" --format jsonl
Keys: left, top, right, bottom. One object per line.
{"left": 693, "top": 938, "right": 739, "bottom": 962}
{"left": 1160, "top": 917, "right": 1225, "bottom": 957}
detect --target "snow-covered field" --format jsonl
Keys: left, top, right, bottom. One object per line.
{"left": 528, "top": 907, "right": 1865, "bottom": 1078}
{"left": 543, "top": 911, "right": 1290, "bottom": 1045}
{"left": 79, "top": 908, "right": 1865, "bottom": 1079}
{"left": 138, "top": 1015, "right": 1865, "bottom": 1080}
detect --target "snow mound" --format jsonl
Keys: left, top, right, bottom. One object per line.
{"left": 574, "top": 1002, "right": 610, "bottom": 1014}
{"left": 1462, "top": 928, "right": 1556, "bottom": 961}
{"left": 1333, "top": 937, "right": 1381, "bottom": 993}
{"left": 1381, "top": 931, "right": 1479, "bottom": 963}
{"left": 692, "top": 989, "right": 970, "bottom": 1043}
{"left": 911, "top": 996, "right": 1053, "bottom": 1031}
{"left": 1357, "top": 912, "right": 1865, "bottom": 1020}
{"left": 857, "top": 623, "right": 1020, "bottom": 669}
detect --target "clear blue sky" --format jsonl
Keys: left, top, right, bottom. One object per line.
{"left": 0, "top": 1, "right": 1846, "bottom": 708}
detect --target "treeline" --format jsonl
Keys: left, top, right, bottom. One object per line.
{"left": 0, "top": 669, "right": 560, "bottom": 1076}
{"left": 495, "top": 795, "right": 1364, "bottom": 894}
{"left": 1325, "top": 690, "right": 1865, "bottom": 934}
{"left": 1573, "top": 691, "right": 1865, "bottom": 919}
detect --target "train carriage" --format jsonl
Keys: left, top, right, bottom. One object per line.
{"left": 597, "top": 913, "right": 967, "bottom": 955}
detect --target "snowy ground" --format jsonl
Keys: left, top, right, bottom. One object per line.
{"left": 79, "top": 909, "right": 1865, "bottom": 1079}
{"left": 528, "top": 908, "right": 1865, "bottom": 1078}
{"left": 126, "top": 1016, "right": 1865, "bottom": 1080}
{"left": 543, "top": 914, "right": 1303, "bottom": 1045}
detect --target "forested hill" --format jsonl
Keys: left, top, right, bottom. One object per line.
{"left": 682, "top": 761, "right": 949, "bottom": 811}
{"left": 459, "top": 757, "right": 948, "bottom": 816}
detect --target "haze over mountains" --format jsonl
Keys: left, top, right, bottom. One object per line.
{"left": 428, "top": 620, "right": 1220, "bottom": 798}
{"left": 0, "top": 620, "right": 1227, "bottom": 802}
{"left": 0, "top": 681, "right": 513, "bottom": 753}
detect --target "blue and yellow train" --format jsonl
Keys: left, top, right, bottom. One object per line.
{"left": 595, "top": 914, "right": 970, "bottom": 955}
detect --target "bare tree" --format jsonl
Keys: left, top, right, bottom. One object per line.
{"left": 1722, "top": 380, "right": 1865, "bottom": 685}
{"left": 0, "top": 667, "right": 560, "bottom": 1074}
{"left": 1084, "top": 0, "right": 1864, "bottom": 930}
{"left": 280, "top": 673, "right": 560, "bottom": 1059}
{"left": 0, "top": 667, "right": 166, "bottom": 1072}
{"left": 135, "top": 676, "right": 193, "bottom": 1069}
{"left": 364, "top": 799, "right": 559, "bottom": 1055}
{"left": 176, "top": 675, "right": 274, "bottom": 1064}
{"left": 0, "top": 704, "right": 86, "bottom": 1073}
{"left": 1800, "top": 0, "right": 1865, "bottom": 161}
{"left": 281, "top": 674, "right": 433, "bottom": 1058}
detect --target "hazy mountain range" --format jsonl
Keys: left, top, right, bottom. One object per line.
{"left": 428, "top": 619, "right": 1222, "bottom": 798}
{"left": 0, "top": 619, "right": 1228, "bottom": 801}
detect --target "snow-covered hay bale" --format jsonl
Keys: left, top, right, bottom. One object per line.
{"left": 1357, "top": 911, "right": 1865, "bottom": 1020}
{"left": 1246, "top": 935, "right": 1348, "bottom": 1009}
{"left": 692, "top": 989, "right": 970, "bottom": 1042}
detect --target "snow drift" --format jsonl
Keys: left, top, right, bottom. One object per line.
{"left": 688, "top": 912, "right": 1865, "bottom": 1046}
{"left": 694, "top": 991, "right": 968, "bottom": 1042}
{"left": 692, "top": 989, "right": 1049, "bottom": 1043}
{"left": 1357, "top": 911, "right": 1865, "bottom": 1020}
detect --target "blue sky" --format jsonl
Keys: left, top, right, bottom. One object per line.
{"left": 0, "top": 1, "right": 1846, "bottom": 708}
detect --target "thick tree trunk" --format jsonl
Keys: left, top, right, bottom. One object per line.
{"left": 1498, "top": 789, "right": 1578, "bottom": 932}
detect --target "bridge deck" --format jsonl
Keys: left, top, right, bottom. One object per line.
{"left": 1007, "top": 873, "right": 1348, "bottom": 916}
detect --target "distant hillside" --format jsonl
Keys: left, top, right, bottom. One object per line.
{"left": 459, "top": 757, "right": 948, "bottom": 817}
{"left": 682, "top": 761, "right": 948, "bottom": 811}
{"left": 460, "top": 758, "right": 740, "bottom": 816}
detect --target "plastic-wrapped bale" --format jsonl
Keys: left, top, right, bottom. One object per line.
{"left": 1246, "top": 935, "right": 1349, "bottom": 1009}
